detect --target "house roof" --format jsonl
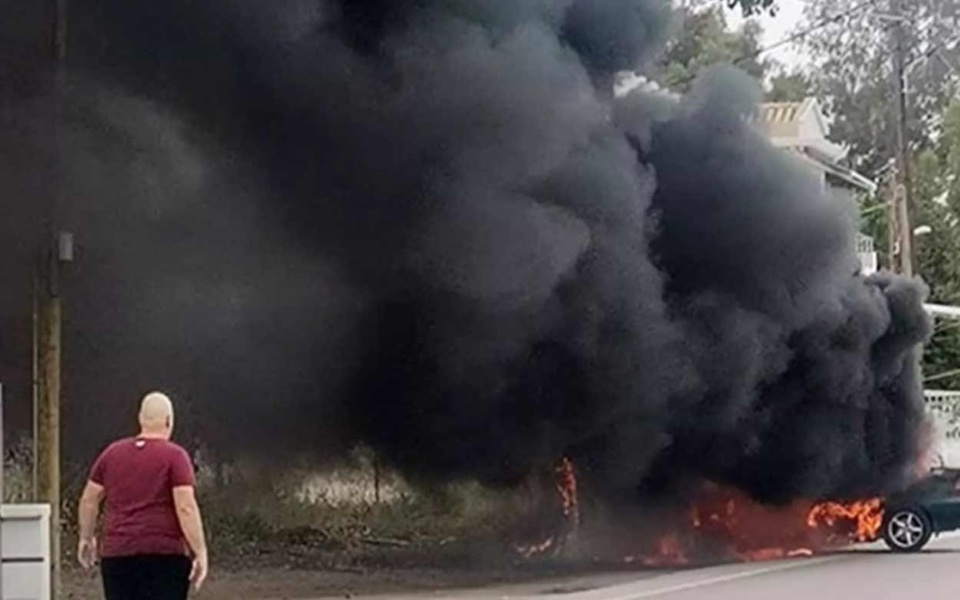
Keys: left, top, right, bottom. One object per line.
{"left": 755, "top": 98, "right": 842, "bottom": 158}
{"left": 756, "top": 99, "right": 814, "bottom": 139}
{"left": 753, "top": 97, "right": 877, "bottom": 194}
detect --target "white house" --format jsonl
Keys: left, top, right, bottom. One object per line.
{"left": 754, "top": 98, "right": 880, "bottom": 276}
{"left": 753, "top": 98, "right": 960, "bottom": 467}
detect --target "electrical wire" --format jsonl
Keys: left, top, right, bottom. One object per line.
{"left": 669, "top": 0, "right": 881, "bottom": 88}
{"left": 925, "top": 368, "right": 960, "bottom": 384}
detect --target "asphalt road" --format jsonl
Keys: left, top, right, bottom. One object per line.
{"left": 359, "top": 533, "right": 960, "bottom": 600}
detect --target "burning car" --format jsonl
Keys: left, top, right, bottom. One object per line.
{"left": 881, "top": 467, "right": 960, "bottom": 552}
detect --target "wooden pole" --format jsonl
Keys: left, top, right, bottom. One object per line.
{"left": 54, "top": 0, "right": 68, "bottom": 63}
{"left": 886, "top": 170, "right": 899, "bottom": 272}
{"left": 31, "top": 273, "right": 39, "bottom": 500}
{"left": 891, "top": 0, "right": 914, "bottom": 277}
{"left": 35, "top": 238, "right": 62, "bottom": 600}
{"left": 36, "top": 0, "right": 69, "bottom": 595}
{"left": 1, "top": 382, "right": 6, "bottom": 599}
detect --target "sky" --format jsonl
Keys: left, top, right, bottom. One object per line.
{"left": 725, "top": 0, "right": 809, "bottom": 70}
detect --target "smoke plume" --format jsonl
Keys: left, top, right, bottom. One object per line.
{"left": 0, "top": 0, "right": 932, "bottom": 504}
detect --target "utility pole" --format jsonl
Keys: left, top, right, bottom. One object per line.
{"left": 33, "top": 0, "right": 70, "bottom": 596}
{"left": 36, "top": 233, "right": 74, "bottom": 600}
{"left": 1, "top": 383, "right": 6, "bottom": 599}
{"left": 885, "top": 167, "right": 899, "bottom": 271}
{"left": 891, "top": 0, "right": 914, "bottom": 277}
{"left": 35, "top": 233, "right": 69, "bottom": 600}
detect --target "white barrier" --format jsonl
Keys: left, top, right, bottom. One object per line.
{"left": 926, "top": 390, "right": 960, "bottom": 439}
{"left": 926, "top": 390, "right": 960, "bottom": 467}
{"left": 1, "top": 505, "right": 51, "bottom": 600}
{"left": 0, "top": 385, "right": 52, "bottom": 600}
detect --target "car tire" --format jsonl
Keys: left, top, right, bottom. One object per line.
{"left": 882, "top": 508, "right": 933, "bottom": 552}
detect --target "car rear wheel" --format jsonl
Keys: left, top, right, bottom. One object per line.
{"left": 883, "top": 508, "right": 932, "bottom": 552}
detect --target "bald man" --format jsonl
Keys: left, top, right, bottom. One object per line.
{"left": 77, "top": 392, "right": 209, "bottom": 599}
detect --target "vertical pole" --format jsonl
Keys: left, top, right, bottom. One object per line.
{"left": 40, "top": 0, "right": 68, "bottom": 595}
{"left": 36, "top": 241, "right": 61, "bottom": 600}
{"left": 1, "top": 383, "right": 6, "bottom": 600}
{"left": 891, "top": 0, "right": 914, "bottom": 277}
{"left": 54, "top": 0, "right": 68, "bottom": 63}
{"left": 31, "top": 273, "right": 39, "bottom": 501}
{"left": 886, "top": 170, "right": 899, "bottom": 272}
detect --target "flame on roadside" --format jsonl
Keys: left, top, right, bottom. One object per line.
{"left": 516, "top": 538, "right": 554, "bottom": 559}
{"left": 514, "top": 457, "right": 580, "bottom": 559}
{"left": 516, "top": 459, "right": 886, "bottom": 566}
{"left": 626, "top": 533, "right": 689, "bottom": 567}
{"left": 557, "top": 457, "right": 579, "bottom": 527}
{"left": 807, "top": 498, "right": 884, "bottom": 543}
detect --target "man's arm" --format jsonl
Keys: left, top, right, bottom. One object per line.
{"left": 77, "top": 480, "right": 105, "bottom": 569}
{"left": 170, "top": 446, "right": 209, "bottom": 589}
{"left": 77, "top": 480, "right": 105, "bottom": 543}
{"left": 172, "top": 485, "right": 208, "bottom": 558}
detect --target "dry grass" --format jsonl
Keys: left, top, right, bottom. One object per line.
{"left": 191, "top": 451, "right": 538, "bottom": 560}
{"left": 4, "top": 441, "right": 546, "bottom": 572}
{"left": 3, "top": 438, "right": 34, "bottom": 503}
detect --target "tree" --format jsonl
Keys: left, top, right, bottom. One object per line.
{"left": 799, "top": 0, "right": 960, "bottom": 176}
{"left": 658, "top": 3, "right": 771, "bottom": 93}
{"left": 766, "top": 69, "right": 812, "bottom": 102}
{"left": 914, "top": 101, "right": 960, "bottom": 390}
{"left": 797, "top": 0, "right": 960, "bottom": 387}
{"left": 727, "top": 0, "right": 778, "bottom": 16}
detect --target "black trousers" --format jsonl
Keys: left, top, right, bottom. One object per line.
{"left": 101, "top": 555, "right": 192, "bottom": 600}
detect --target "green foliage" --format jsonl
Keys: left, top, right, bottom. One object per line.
{"left": 858, "top": 192, "right": 890, "bottom": 266}
{"left": 927, "top": 326, "right": 960, "bottom": 390}
{"left": 658, "top": 4, "right": 770, "bottom": 93}
{"left": 796, "top": 0, "right": 960, "bottom": 387}
{"left": 913, "top": 101, "right": 960, "bottom": 389}
{"left": 766, "top": 69, "right": 812, "bottom": 102}
{"left": 799, "top": 0, "right": 960, "bottom": 175}
{"left": 727, "top": 0, "right": 778, "bottom": 16}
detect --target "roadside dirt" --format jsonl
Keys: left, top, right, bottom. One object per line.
{"left": 61, "top": 538, "right": 595, "bottom": 600}
{"left": 63, "top": 565, "right": 564, "bottom": 600}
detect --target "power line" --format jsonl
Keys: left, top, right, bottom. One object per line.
{"left": 736, "top": 0, "right": 880, "bottom": 64}
{"left": 669, "top": 0, "right": 880, "bottom": 88}
{"left": 926, "top": 368, "right": 960, "bottom": 384}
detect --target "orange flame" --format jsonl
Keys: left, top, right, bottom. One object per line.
{"left": 556, "top": 457, "right": 579, "bottom": 527}
{"left": 517, "top": 460, "right": 883, "bottom": 565}
{"left": 641, "top": 485, "right": 879, "bottom": 565}
{"left": 638, "top": 533, "right": 690, "bottom": 567}
{"left": 807, "top": 498, "right": 884, "bottom": 543}
{"left": 515, "top": 537, "right": 554, "bottom": 558}
{"left": 514, "top": 457, "right": 580, "bottom": 559}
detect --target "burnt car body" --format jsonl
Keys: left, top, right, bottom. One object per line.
{"left": 881, "top": 467, "right": 960, "bottom": 552}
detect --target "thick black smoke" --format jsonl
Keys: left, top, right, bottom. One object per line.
{"left": 0, "top": 0, "right": 931, "bottom": 503}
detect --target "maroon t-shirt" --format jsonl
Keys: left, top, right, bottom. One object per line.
{"left": 89, "top": 437, "right": 196, "bottom": 557}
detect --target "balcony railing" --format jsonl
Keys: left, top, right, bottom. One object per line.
{"left": 857, "top": 233, "right": 878, "bottom": 275}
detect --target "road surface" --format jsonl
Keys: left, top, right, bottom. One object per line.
{"left": 346, "top": 533, "right": 960, "bottom": 600}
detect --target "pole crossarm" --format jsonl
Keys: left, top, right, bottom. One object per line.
{"left": 926, "top": 304, "right": 960, "bottom": 320}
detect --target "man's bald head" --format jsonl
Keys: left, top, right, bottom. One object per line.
{"left": 139, "top": 392, "right": 174, "bottom": 438}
